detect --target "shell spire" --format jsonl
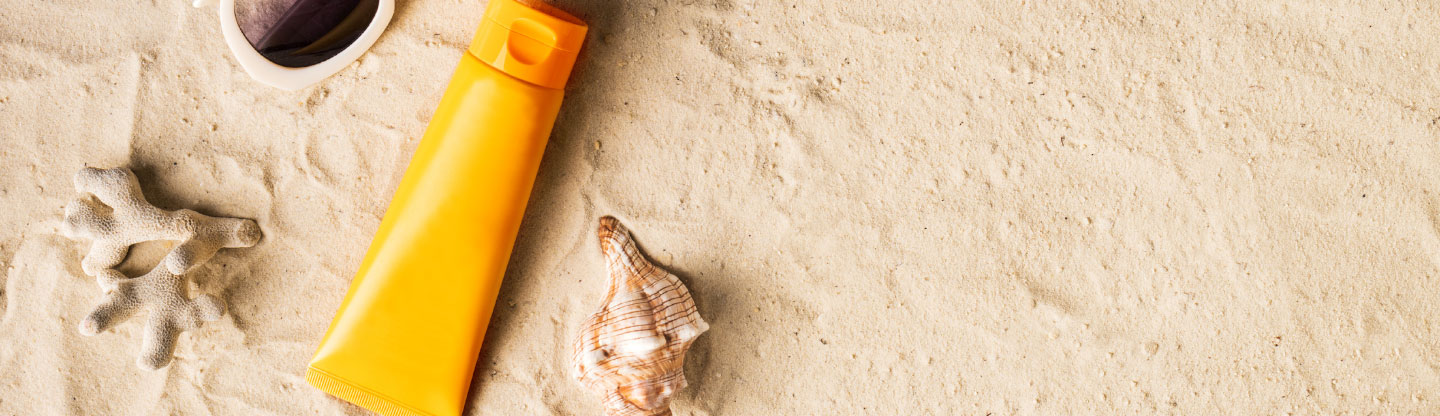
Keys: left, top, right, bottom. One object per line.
{"left": 573, "top": 216, "right": 709, "bottom": 416}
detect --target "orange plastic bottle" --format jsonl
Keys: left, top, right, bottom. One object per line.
{"left": 304, "top": 1, "right": 585, "bottom": 415}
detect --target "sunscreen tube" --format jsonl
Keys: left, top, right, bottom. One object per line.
{"left": 304, "top": 1, "right": 586, "bottom": 415}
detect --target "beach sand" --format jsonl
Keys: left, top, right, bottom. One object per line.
{"left": 3, "top": 0, "right": 1440, "bottom": 414}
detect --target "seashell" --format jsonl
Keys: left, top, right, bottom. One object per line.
{"left": 572, "top": 216, "right": 709, "bottom": 416}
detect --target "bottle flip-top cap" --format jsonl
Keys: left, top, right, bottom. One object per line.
{"left": 469, "top": 0, "right": 587, "bottom": 89}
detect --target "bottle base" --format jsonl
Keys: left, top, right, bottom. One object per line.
{"left": 305, "top": 366, "right": 434, "bottom": 416}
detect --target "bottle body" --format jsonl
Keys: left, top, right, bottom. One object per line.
{"left": 305, "top": 52, "right": 561, "bottom": 416}
{"left": 305, "top": 1, "right": 585, "bottom": 412}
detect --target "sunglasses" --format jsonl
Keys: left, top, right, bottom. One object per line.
{"left": 198, "top": 0, "right": 395, "bottom": 90}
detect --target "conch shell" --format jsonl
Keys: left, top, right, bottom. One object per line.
{"left": 572, "top": 216, "right": 709, "bottom": 416}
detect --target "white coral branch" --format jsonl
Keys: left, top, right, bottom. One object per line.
{"left": 59, "top": 166, "right": 260, "bottom": 370}
{"left": 81, "top": 268, "right": 226, "bottom": 370}
{"left": 61, "top": 167, "right": 262, "bottom": 276}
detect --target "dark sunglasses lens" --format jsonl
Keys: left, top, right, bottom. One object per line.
{"left": 236, "top": 0, "right": 379, "bottom": 68}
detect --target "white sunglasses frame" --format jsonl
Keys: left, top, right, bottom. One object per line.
{"left": 212, "top": 0, "right": 395, "bottom": 90}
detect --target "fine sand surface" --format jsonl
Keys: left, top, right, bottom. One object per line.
{"left": 3, "top": 0, "right": 1440, "bottom": 414}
